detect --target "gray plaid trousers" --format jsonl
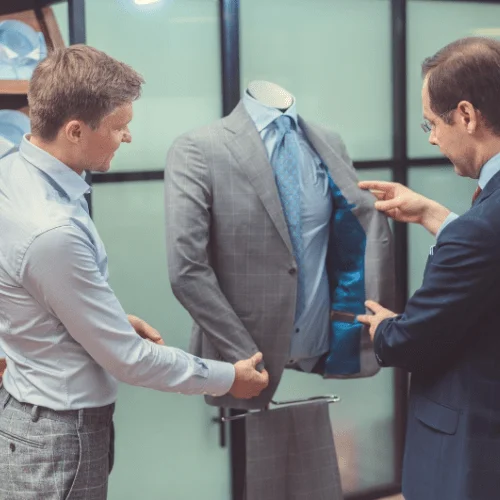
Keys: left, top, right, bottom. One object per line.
{"left": 0, "top": 386, "right": 114, "bottom": 500}
{"left": 245, "top": 402, "right": 343, "bottom": 500}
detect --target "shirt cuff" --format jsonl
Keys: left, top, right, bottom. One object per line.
{"left": 200, "top": 359, "right": 235, "bottom": 397}
{"left": 436, "top": 212, "right": 459, "bottom": 239}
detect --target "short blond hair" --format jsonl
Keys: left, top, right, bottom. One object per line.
{"left": 28, "top": 45, "right": 144, "bottom": 141}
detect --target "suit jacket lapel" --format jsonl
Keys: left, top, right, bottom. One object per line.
{"left": 223, "top": 101, "right": 294, "bottom": 255}
{"left": 299, "top": 118, "right": 359, "bottom": 201}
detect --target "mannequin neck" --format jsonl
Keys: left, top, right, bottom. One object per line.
{"left": 246, "top": 80, "right": 294, "bottom": 112}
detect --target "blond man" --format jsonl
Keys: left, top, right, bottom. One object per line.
{"left": 0, "top": 45, "right": 268, "bottom": 500}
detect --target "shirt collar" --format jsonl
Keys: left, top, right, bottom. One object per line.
{"left": 243, "top": 90, "right": 298, "bottom": 132}
{"left": 479, "top": 152, "right": 500, "bottom": 190}
{"left": 19, "top": 135, "right": 91, "bottom": 201}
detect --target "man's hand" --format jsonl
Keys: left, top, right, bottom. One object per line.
{"left": 127, "top": 315, "right": 165, "bottom": 345}
{"left": 358, "top": 180, "right": 450, "bottom": 236}
{"left": 229, "top": 352, "right": 269, "bottom": 399}
{"left": 357, "top": 300, "right": 397, "bottom": 341}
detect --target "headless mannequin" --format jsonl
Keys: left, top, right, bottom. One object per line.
{"left": 246, "top": 80, "right": 294, "bottom": 112}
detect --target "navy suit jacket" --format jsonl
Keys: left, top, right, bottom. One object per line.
{"left": 375, "top": 171, "right": 500, "bottom": 500}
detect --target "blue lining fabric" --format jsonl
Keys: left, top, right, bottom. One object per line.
{"left": 324, "top": 172, "right": 367, "bottom": 375}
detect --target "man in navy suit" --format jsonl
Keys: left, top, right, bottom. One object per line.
{"left": 358, "top": 36, "right": 500, "bottom": 500}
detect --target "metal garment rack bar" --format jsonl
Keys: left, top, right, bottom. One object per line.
{"left": 218, "top": 395, "right": 341, "bottom": 423}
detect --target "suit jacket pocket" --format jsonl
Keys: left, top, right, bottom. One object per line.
{"left": 414, "top": 395, "right": 460, "bottom": 435}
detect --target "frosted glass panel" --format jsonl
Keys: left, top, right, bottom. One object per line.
{"left": 93, "top": 182, "right": 231, "bottom": 500}
{"left": 408, "top": 166, "right": 476, "bottom": 295}
{"left": 356, "top": 168, "right": 392, "bottom": 183}
{"left": 408, "top": 1, "right": 500, "bottom": 158}
{"left": 58, "top": 0, "right": 221, "bottom": 172}
{"left": 240, "top": 0, "right": 392, "bottom": 161}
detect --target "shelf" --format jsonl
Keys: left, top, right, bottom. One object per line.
{"left": 0, "top": 1, "right": 66, "bottom": 17}
{"left": 0, "top": 81, "right": 30, "bottom": 95}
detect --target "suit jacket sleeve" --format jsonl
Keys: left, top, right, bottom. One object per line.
{"left": 165, "top": 135, "right": 260, "bottom": 364}
{"left": 374, "top": 215, "right": 498, "bottom": 372}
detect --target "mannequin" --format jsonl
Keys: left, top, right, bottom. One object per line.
{"left": 165, "top": 88, "right": 394, "bottom": 500}
{"left": 246, "top": 80, "right": 294, "bottom": 111}
{"left": 165, "top": 86, "right": 395, "bottom": 409}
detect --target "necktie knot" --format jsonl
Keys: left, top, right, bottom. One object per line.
{"left": 274, "top": 115, "right": 294, "bottom": 135}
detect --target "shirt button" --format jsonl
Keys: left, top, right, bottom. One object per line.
{"left": 288, "top": 267, "right": 297, "bottom": 275}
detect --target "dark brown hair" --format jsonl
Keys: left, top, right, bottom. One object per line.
{"left": 422, "top": 37, "right": 500, "bottom": 134}
{"left": 28, "top": 45, "right": 144, "bottom": 141}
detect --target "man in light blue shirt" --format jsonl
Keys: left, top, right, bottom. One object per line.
{"left": 0, "top": 45, "right": 268, "bottom": 500}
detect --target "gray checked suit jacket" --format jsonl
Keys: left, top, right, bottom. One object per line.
{"left": 165, "top": 101, "right": 395, "bottom": 410}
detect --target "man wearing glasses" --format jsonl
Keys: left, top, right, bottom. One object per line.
{"left": 358, "top": 37, "right": 500, "bottom": 500}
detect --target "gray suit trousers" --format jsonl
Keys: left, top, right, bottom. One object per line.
{"left": 245, "top": 402, "right": 343, "bottom": 500}
{"left": 0, "top": 386, "right": 114, "bottom": 500}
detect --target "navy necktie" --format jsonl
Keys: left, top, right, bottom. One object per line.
{"left": 271, "top": 115, "right": 305, "bottom": 319}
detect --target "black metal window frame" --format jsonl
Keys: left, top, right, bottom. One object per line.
{"left": 60, "top": 0, "right": 500, "bottom": 498}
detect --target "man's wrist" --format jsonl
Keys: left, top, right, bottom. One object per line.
{"left": 420, "top": 200, "right": 451, "bottom": 236}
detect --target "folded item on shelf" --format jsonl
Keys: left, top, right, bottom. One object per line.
{"left": 0, "top": 20, "right": 47, "bottom": 80}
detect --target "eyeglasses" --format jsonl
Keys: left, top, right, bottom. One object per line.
{"left": 420, "top": 120, "right": 433, "bottom": 133}
{"left": 420, "top": 109, "right": 455, "bottom": 133}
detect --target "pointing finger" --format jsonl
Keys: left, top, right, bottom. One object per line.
{"left": 365, "top": 300, "right": 384, "bottom": 313}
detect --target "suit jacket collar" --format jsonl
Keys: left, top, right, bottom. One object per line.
{"left": 475, "top": 168, "right": 500, "bottom": 206}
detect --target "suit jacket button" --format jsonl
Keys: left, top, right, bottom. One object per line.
{"left": 288, "top": 267, "right": 297, "bottom": 275}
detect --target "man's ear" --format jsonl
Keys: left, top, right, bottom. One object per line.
{"left": 456, "top": 100, "right": 477, "bottom": 134}
{"left": 64, "top": 120, "right": 83, "bottom": 144}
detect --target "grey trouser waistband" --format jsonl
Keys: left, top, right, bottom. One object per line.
{"left": 0, "top": 385, "right": 114, "bottom": 425}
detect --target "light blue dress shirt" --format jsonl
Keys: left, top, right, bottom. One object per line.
{"left": 0, "top": 136, "right": 235, "bottom": 410}
{"left": 436, "top": 152, "right": 500, "bottom": 240}
{"left": 243, "top": 92, "right": 332, "bottom": 372}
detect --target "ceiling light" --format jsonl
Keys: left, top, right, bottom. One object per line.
{"left": 134, "top": 0, "right": 160, "bottom": 5}
{"left": 472, "top": 28, "right": 500, "bottom": 37}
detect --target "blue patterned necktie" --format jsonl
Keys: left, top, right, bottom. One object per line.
{"left": 271, "top": 115, "right": 305, "bottom": 319}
